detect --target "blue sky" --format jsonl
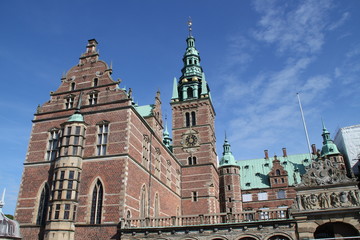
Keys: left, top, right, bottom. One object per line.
{"left": 1, "top": 0, "right": 359, "bottom": 214}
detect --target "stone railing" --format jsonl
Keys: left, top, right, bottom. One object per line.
{"left": 120, "top": 208, "right": 289, "bottom": 229}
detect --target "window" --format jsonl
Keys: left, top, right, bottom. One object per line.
{"left": 97, "top": 124, "right": 108, "bottom": 156}
{"left": 58, "top": 181, "right": 63, "bottom": 190}
{"left": 242, "top": 193, "right": 252, "bottom": 202}
{"left": 68, "top": 180, "right": 73, "bottom": 189}
{"left": 277, "top": 190, "right": 286, "bottom": 199}
{"left": 228, "top": 197, "right": 232, "bottom": 202}
{"left": 90, "top": 180, "right": 103, "bottom": 224}
{"left": 93, "top": 78, "right": 98, "bottom": 87}
{"left": 191, "top": 111, "right": 196, "bottom": 126}
{"left": 89, "top": 92, "right": 98, "bottom": 105}
{"left": 54, "top": 204, "right": 60, "bottom": 219}
{"left": 47, "top": 130, "right": 59, "bottom": 161}
{"left": 60, "top": 171, "right": 65, "bottom": 180}
{"left": 188, "top": 156, "right": 197, "bottom": 165}
{"left": 66, "top": 190, "right": 72, "bottom": 199}
{"left": 187, "top": 87, "right": 193, "bottom": 98}
{"left": 69, "top": 171, "right": 74, "bottom": 180}
{"left": 227, "top": 185, "right": 231, "bottom": 191}
{"left": 70, "top": 82, "right": 76, "bottom": 91}
{"left": 276, "top": 169, "right": 281, "bottom": 176}
{"left": 36, "top": 184, "right": 49, "bottom": 225}
{"left": 64, "top": 204, "right": 70, "bottom": 219}
{"left": 65, "top": 97, "right": 74, "bottom": 109}
{"left": 57, "top": 190, "right": 62, "bottom": 200}
{"left": 73, "top": 206, "right": 77, "bottom": 221}
{"left": 258, "top": 192, "right": 268, "bottom": 201}
{"left": 185, "top": 112, "right": 190, "bottom": 127}
{"left": 192, "top": 191, "right": 198, "bottom": 202}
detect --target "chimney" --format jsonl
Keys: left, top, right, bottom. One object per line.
{"left": 264, "top": 150, "right": 269, "bottom": 159}
{"left": 282, "top": 148, "right": 287, "bottom": 157}
{"left": 311, "top": 144, "right": 317, "bottom": 155}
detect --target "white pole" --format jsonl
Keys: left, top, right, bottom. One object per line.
{"left": 297, "top": 93, "right": 312, "bottom": 158}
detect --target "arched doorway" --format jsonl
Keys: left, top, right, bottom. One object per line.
{"left": 314, "top": 222, "right": 359, "bottom": 238}
{"left": 267, "top": 235, "right": 290, "bottom": 240}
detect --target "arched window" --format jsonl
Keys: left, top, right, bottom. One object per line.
{"left": 140, "top": 185, "right": 148, "bottom": 218}
{"left": 70, "top": 82, "right": 76, "bottom": 91}
{"left": 191, "top": 111, "right": 196, "bottom": 126}
{"left": 36, "top": 184, "right": 49, "bottom": 225}
{"left": 185, "top": 112, "right": 190, "bottom": 127}
{"left": 188, "top": 156, "right": 197, "bottom": 165}
{"left": 187, "top": 87, "right": 193, "bottom": 98}
{"left": 276, "top": 169, "right": 281, "bottom": 176}
{"left": 90, "top": 179, "right": 103, "bottom": 224}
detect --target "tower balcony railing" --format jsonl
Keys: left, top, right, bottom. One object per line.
{"left": 120, "top": 208, "right": 290, "bottom": 229}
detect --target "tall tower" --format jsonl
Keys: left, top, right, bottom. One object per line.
{"left": 171, "top": 21, "right": 219, "bottom": 215}
{"left": 45, "top": 105, "right": 86, "bottom": 240}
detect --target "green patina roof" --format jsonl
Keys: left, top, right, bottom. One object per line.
{"left": 320, "top": 121, "right": 340, "bottom": 157}
{"left": 68, "top": 112, "right": 84, "bottom": 122}
{"left": 135, "top": 105, "right": 154, "bottom": 117}
{"left": 235, "top": 153, "right": 312, "bottom": 190}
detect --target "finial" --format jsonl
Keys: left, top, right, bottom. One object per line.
{"left": 110, "top": 61, "right": 113, "bottom": 70}
{"left": 321, "top": 117, "right": 326, "bottom": 130}
{"left": 225, "top": 131, "right": 227, "bottom": 141}
{"left": 187, "top": 16, "right": 193, "bottom": 37}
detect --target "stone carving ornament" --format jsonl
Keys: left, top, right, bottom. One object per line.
{"left": 299, "top": 158, "right": 352, "bottom": 187}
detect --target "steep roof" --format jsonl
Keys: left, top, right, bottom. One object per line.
{"left": 236, "top": 153, "right": 312, "bottom": 190}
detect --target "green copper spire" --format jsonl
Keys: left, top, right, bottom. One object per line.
{"left": 219, "top": 133, "right": 237, "bottom": 166}
{"left": 320, "top": 120, "right": 340, "bottom": 157}
{"left": 173, "top": 20, "right": 211, "bottom": 102}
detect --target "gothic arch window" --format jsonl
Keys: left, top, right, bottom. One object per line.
{"left": 187, "top": 87, "right": 193, "bottom": 98}
{"left": 36, "top": 183, "right": 49, "bottom": 225}
{"left": 90, "top": 179, "right": 103, "bottom": 224}
{"left": 140, "top": 185, "right": 148, "bottom": 218}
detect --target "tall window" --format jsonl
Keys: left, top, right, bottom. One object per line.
{"left": 65, "top": 97, "right": 74, "bottom": 109}
{"left": 191, "top": 111, "right": 196, "bottom": 126}
{"left": 140, "top": 186, "right": 148, "bottom": 218}
{"left": 70, "top": 82, "right": 76, "bottom": 91}
{"left": 89, "top": 92, "right": 98, "bottom": 105}
{"left": 47, "top": 129, "right": 59, "bottom": 161}
{"left": 185, "top": 112, "right": 190, "bottom": 127}
{"left": 36, "top": 184, "right": 49, "bottom": 225}
{"left": 90, "top": 180, "right": 103, "bottom": 224}
{"left": 93, "top": 78, "right": 98, "bottom": 87}
{"left": 97, "top": 124, "right": 108, "bottom": 156}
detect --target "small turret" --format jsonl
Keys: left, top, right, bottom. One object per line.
{"left": 219, "top": 133, "right": 237, "bottom": 166}
{"left": 320, "top": 120, "right": 340, "bottom": 157}
{"left": 163, "top": 117, "right": 172, "bottom": 151}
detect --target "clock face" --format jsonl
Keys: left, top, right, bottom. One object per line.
{"left": 185, "top": 134, "right": 198, "bottom": 147}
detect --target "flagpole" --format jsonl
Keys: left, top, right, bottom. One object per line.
{"left": 297, "top": 93, "right": 312, "bottom": 158}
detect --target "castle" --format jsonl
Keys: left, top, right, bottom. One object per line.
{"left": 15, "top": 28, "right": 360, "bottom": 240}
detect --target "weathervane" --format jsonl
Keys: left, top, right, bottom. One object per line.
{"left": 187, "top": 16, "right": 192, "bottom": 36}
